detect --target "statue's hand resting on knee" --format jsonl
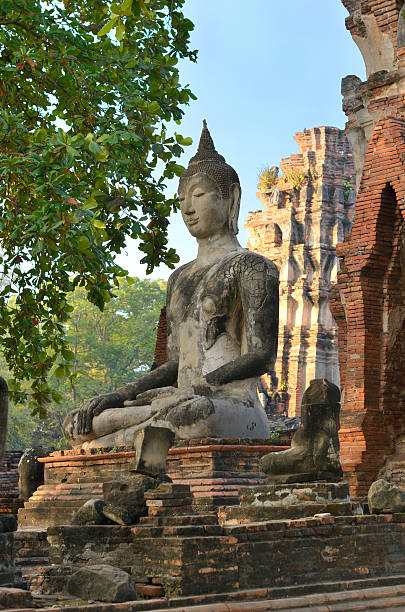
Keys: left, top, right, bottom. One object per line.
{"left": 67, "top": 359, "right": 180, "bottom": 438}
{"left": 76, "top": 392, "right": 125, "bottom": 435}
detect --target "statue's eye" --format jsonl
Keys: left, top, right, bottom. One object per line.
{"left": 194, "top": 191, "right": 204, "bottom": 198}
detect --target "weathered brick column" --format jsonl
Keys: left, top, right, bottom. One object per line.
{"left": 331, "top": 116, "right": 405, "bottom": 495}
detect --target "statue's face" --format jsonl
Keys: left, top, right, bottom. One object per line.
{"left": 178, "top": 174, "right": 228, "bottom": 239}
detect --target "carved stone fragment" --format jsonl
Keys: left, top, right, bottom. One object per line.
{"left": 66, "top": 565, "right": 137, "bottom": 603}
{"left": 368, "top": 479, "right": 405, "bottom": 514}
{"left": 18, "top": 446, "right": 48, "bottom": 500}
{"left": 260, "top": 378, "right": 342, "bottom": 483}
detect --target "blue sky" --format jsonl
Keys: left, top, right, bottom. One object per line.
{"left": 117, "top": 0, "right": 366, "bottom": 280}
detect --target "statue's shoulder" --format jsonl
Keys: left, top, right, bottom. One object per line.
{"left": 166, "top": 260, "right": 195, "bottom": 294}
{"left": 230, "top": 249, "right": 279, "bottom": 280}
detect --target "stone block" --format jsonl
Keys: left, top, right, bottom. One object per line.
{"left": 0, "top": 587, "right": 33, "bottom": 609}
{"left": 66, "top": 564, "right": 137, "bottom": 603}
{"left": 368, "top": 479, "right": 405, "bottom": 514}
{"left": 103, "top": 473, "right": 158, "bottom": 523}
{"left": 71, "top": 499, "right": 106, "bottom": 526}
{"left": 0, "top": 515, "right": 17, "bottom": 533}
{"left": 131, "top": 425, "right": 174, "bottom": 478}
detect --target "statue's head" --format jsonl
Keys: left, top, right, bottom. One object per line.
{"left": 178, "top": 120, "right": 241, "bottom": 239}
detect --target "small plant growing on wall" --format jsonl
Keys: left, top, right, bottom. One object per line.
{"left": 281, "top": 165, "right": 307, "bottom": 190}
{"left": 344, "top": 180, "right": 353, "bottom": 204}
{"left": 280, "top": 379, "right": 288, "bottom": 392}
{"left": 257, "top": 166, "right": 278, "bottom": 191}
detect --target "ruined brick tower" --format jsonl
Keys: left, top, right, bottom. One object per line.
{"left": 246, "top": 127, "right": 355, "bottom": 417}
{"left": 331, "top": 1, "right": 405, "bottom": 495}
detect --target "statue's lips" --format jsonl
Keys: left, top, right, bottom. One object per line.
{"left": 186, "top": 217, "right": 199, "bottom": 226}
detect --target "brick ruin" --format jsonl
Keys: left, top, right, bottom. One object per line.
{"left": 245, "top": 127, "right": 355, "bottom": 417}
{"left": 330, "top": 0, "right": 405, "bottom": 495}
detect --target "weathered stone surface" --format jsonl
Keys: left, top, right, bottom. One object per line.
{"left": 0, "top": 533, "right": 14, "bottom": 587}
{"left": 103, "top": 473, "right": 157, "bottom": 523}
{"left": 219, "top": 501, "right": 354, "bottom": 524}
{"left": 368, "top": 479, "right": 405, "bottom": 514}
{"left": 63, "top": 120, "right": 278, "bottom": 449}
{"left": 0, "top": 515, "right": 17, "bottom": 533}
{"left": 102, "top": 504, "right": 132, "bottom": 526}
{"left": 238, "top": 482, "right": 350, "bottom": 506}
{"left": 260, "top": 379, "right": 342, "bottom": 483}
{"left": 71, "top": 499, "right": 106, "bottom": 526}
{"left": 18, "top": 447, "right": 48, "bottom": 501}
{"left": 246, "top": 127, "right": 355, "bottom": 418}
{"left": 46, "top": 525, "right": 136, "bottom": 575}
{"left": 66, "top": 564, "right": 137, "bottom": 602}
{"left": 220, "top": 482, "right": 352, "bottom": 524}
{"left": 131, "top": 425, "right": 174, "bottom": 478}
{"left": 340, "top": 0, "right": 405, "bottom": 187}
{"left": 0, "top": 587, "right": 33, "bottom": 609}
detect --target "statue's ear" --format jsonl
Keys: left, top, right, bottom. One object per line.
{"left": 228, "top": 183, "right": 241, "bottom": 235}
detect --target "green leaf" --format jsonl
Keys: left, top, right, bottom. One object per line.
{"left": 61, "top": 348, "right": 75, "bottom": 361}
{"left": 173, "top": 164, "right": 185, "bottom": 176}
{"left": 88, "top": 139, "right": 109, "bottom": 162}
{"left": 77, "top": 236, "right": 91, "bottom": 252}
{"left": 116, "top": 20, "right": 125, "bottom": 41}
{"left": 54, "top": 365, "right": 65, "bottom": 379}
{"left": 92, "top": 219, "right": 106, "bottom": 229}
{"left": 175, "top": 134, "right": 192, "bottom": 146}
{"left": 148, "top": 101, "right": 161, "bottom": 114}
{"left": 83, "top": 197, "right": 98, "bottom": 210}
{"left": 97, "top": 16, "right": 119, "bottom": 37}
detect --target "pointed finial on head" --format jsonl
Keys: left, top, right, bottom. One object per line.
{"left": 189, "top": 120, "right": 226, "bottom": 166}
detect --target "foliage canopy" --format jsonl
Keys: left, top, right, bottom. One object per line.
{"left": 6, "top": 276, "right": 166, "bottom": 449}
{"left": 0, "top": 0, "right": 196, "bottom": 415}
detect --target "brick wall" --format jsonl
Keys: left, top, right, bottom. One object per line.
{"left": 152, "top": 306, "right": 167, "bottom": 368}
{"left": 331, "top": 116, "right": 405, "bottom": 495}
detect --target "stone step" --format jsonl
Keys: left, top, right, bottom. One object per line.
{"left": 139, "top": 513, "right": 218, "bottom": 526}
{"left": 15, "top": 556, "right": 50, "bottom": 567}
{"left": 131, "top": 523, "right": 224, "bottom": 538}
{"left": 24, "top": 495, "right": 100, "bottom": 506}
{"left": 18, "top": 509, "right": 79, "bottom": 527}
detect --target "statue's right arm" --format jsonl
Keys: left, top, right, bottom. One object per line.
{"left": 117, "top": 359, "right": 178, "bottom": 402}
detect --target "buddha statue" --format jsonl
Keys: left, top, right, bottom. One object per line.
{"left": 63, "top": 121, "right": 279, "bottom": 449}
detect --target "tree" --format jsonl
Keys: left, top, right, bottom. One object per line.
{"left": 0, "top": 0, "right": 196, "bottom": 414}
{"left": 6, "top": 276, "right": 166, "bottom": 449}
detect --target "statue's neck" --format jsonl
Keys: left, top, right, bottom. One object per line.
{"left": 196, "top": 231, "right": 242, "bottom": 267}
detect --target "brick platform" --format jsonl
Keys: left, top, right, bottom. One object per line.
{"left": 18, "top": 440, "right": 287, "bottom": 527}
{"left": 39, "top": 511, "right": 405, "bottom": 600}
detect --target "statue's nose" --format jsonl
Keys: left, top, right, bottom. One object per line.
{"left": 182, "top": 199, "right": 195, "bottom": 214}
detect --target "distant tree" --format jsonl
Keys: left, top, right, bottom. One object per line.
{"left": 6, "top": 276, "right": 166, "bottom": 449}
{"left": 0, "top": 0, "right": 196, "bottom": 415}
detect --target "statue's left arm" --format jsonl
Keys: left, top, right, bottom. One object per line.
{"left": 205, "top": 255, "right": 279, "bottom": 385}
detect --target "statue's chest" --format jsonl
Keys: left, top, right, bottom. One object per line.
{"left": 170, "top": 262, "right": 237, "bottom": 325}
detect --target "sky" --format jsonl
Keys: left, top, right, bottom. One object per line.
{"left": 116, "top": 0, "right": 367, "bottom": 281}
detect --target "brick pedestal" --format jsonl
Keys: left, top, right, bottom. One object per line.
{"left": 18, "top": 439, "right": 288, "bottom": 526}
{"left": 167, "top": 438, "right": 287, "bottom": 511}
